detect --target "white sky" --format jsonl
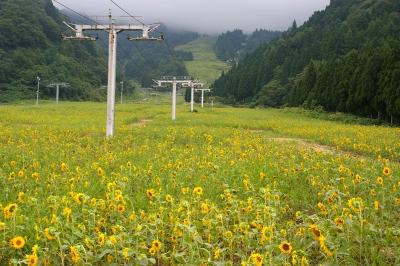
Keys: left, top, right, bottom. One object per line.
{"left": 53, "top": 0, "right": 330, "bottom": 34}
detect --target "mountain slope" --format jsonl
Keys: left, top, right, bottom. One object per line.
{"left": 0, "top": 0, "right": 108, "bottom": 102}
{"left": 213, "top": 0, "right": 400, "bottom": 122}
{"left": 175, "top": 37, "right": 230, "bottom": 86}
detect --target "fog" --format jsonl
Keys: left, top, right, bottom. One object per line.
{"left": 53, "top": 0, "right": 330, "bottom": 34}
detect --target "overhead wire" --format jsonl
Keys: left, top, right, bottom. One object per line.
{"left": 107, "top": 0, "right": 180, "bottom": 61}
{"left": 53, "top": 0, "right": 183, "bottom": 83}
{"left": 109, "top": 0, "right": 145, "bottom": 25}
{"left": 52, "top": 0, "right": 107, "bottom": 30}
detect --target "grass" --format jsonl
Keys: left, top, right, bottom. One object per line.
{"left": 175, "top": 37, "right": 230, "bottom": 86}
{"left": 0, "top": 102, "right": 399, "bottom": 265}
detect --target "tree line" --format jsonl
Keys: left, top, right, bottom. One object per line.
{"left": 213, "top": 0, "right": 400, "bottom": 123}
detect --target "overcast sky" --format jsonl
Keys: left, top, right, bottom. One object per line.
{"left": 53, "top": 0, "right": 330, "bottom": 34}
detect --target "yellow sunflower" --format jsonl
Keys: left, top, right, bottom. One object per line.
{"left": 146, "top": 188, "right": 156, "bottom": 199}
{"left": 151, "top": 239, "right": 162, "bottom": 252}
{"left": 26, "top": 254, "right": 38, "bottom": 266}
{"left": 348, "top": 197, "right": 364, "bottom": 213}
{"left": 10, "top": 236, "right": 25, "bottom": 249}
{"left": 193, "top": 186, "right": 203, "bottom": 196}
{"left": 383, "top": 167, "right": 391, "bottom": 176}
{"left": 279, "top": 241, "right": 293, "bottom": 254}
{"left": 250, "top": 253, "right": 263, "bottom": 266}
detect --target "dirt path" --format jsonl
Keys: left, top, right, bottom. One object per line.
{"left": 267, "top": 137, "right": 334, "bottom": 154}
{"left": 132, "top": 119, "right": 153, "bottom": 127}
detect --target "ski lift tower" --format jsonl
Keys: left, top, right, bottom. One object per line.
{"left": 189, "top": 80, "right": 204, "bottom": 112}
{"left": 153, "top": 76, "right": 192, "bottom": 120}
{"left": 47, "top": 82, "right": 70, "bottom": 104}
{"left": 61, "top": 12, "right": 163, "bottom": 138}
{"left": 195, "top": 88, "right": 212, "bottom": 108}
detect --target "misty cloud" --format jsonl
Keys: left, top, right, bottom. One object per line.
{"left": 53, "top": 0, "right": 330, "bottom": 34}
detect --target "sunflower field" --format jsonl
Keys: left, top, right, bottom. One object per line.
{"left": 0, "top": 102, "right": 399, "bottom": 265}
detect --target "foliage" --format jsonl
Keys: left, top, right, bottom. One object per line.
{"left": 0, "top": 103, "right": 399, "bottom": 265}
{"left": 213, "top": 0, "right": 400, "bottom": 123}
{"left": 214, "top": 29, "right": 281, "bottom": 63}
{"left": 289, "top": 40, "right": 400, "bottom": 123}
{"left": 214, "top": 29, "right": 246, "bottom": 62}
{"left": 0, "top": 0, "right": 108, "bottom": 102}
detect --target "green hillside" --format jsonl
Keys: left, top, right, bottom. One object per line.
{"left": 0, "top": 0, "right": 109, "bottom": 102}
{"left": 175, "top": 37, "right": 230, "bottom": 86}
{"left": 213, "top": 0, "right": 400, "bottom": 123}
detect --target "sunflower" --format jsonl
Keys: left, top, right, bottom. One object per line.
{"left": 374, "top": 201, "right": 379, "bottom": 210}
{"left": 301, "top": 256, "right": 309, "bottom": 266}
{"left": 348, "top": 197, "right": 364, "bottom": 213}
{"left": 26, "top": 254, "right": 38, "bottom": 266}
{"left": 165, "top": 194, "right": 173, "bottom": 203}
{"left": 279, "top": 241, "right": 293, "bottom": 254}
{"left": 334, "top": 217, "right": 344, "bottom": 227}
{"left": 31, "top": 172, "right": 40, "bottom": 180}
{"left": 70, "top": 246, "right": 80, "bottom": 264}
{"left": 18, "top": 170, "right": 25, "bottom": 177}
{"left": 376, "top": 176, "right": 383, "bottom": 185}
{"left": 63, "top": 207, "right": 72, "bottom": 221}
{"left": 181, "top": 187, "right": 189, "bottom": 195}
{"left": 224, "top": 230, "right": 233, "bottom": 239}
{"left": 98, "top": 233, "right": 105, "bottom": 246}
{"left": 115, "top": 194, "right": 124, "bottom": 202}
{"left": 250, "top": 253, "right": 263, "bottom": 266}
{"left": 383, "top": 167, "right": 391, "bottom": 176}
{"left": 317, "top": 202, "right": 328, "bottom": 215}
{"left": 97, "top": 167, "right": 105, "bottom": 177}
{"left": 3, "top": 203, "right": 18, "bottom": 219}
{"left": 73, "top": 193, "right": 86, "bottom": 204}
{"left": 146, "top": 188, "right": 156, "bottom": 199}
{"left": 10, "top": 236, "right": 25, "bottom": 249}
{"left": 61, "top": 162, "right": 68, "bottom": 172}
{"left": 18, "top": 192, "right": 24, "bottom": 202}
{"left": 193, "top": 187, "right": 203, "bottom": 196}
{"left": 117, "top": 204, "right": 125, "bottom": 213}
{"left": 44, "top": 228, "right": 56, "bottom": 241}
{"left": 396, "top": 198, "right": 400, "bottom": 206}
{"left": 123, "top": 247, "right": 130, "bottom": 259}
{"left": 151, "top": 239, "right": 161, "bottom": 252}
{"left": 148, "top": 247, "right": 156, "bottom": 256}
{"left": 109, "top": 235, "right": 118, "bottom": 245}
{"left": 213, "top": 248, "right": 221, "bottom": 259}
{"left": 309, "top": 224, "right": 322, "bottom": 240}
{"left": 200, "top": 202, "right": 210, "bottom": 214}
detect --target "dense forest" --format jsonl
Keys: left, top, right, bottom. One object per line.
{"left": 0, "top": 0, "right": 108, "bottom": 102}
{"left": 214, "top": 29, "right": 281, "bottom": 64}
{"left": 213, "top": 0, "right": 400, "bottom": 123}
{"left": 0, "top": 0, "right": 198, "bottom": 102}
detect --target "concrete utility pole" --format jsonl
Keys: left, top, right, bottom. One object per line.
{"left": 120, "top": 81, "right": 124, "bottom": 104}
{"left": 195, "top": 88, "right": 211, "bottom": 108}
{"left": 36, "top": 76, "right": 40, "bottom": 106}
{"left": 61, "top": 12, "right": 163, "bottom": 138}
{"left": 153, "top": 76, "right": 192, "bottom": 120}
{"left": 189, "top": 80, "right": 204, "bottom": 112}
{"left": 48, "top": 83, "right": 69, "bottom": 104}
